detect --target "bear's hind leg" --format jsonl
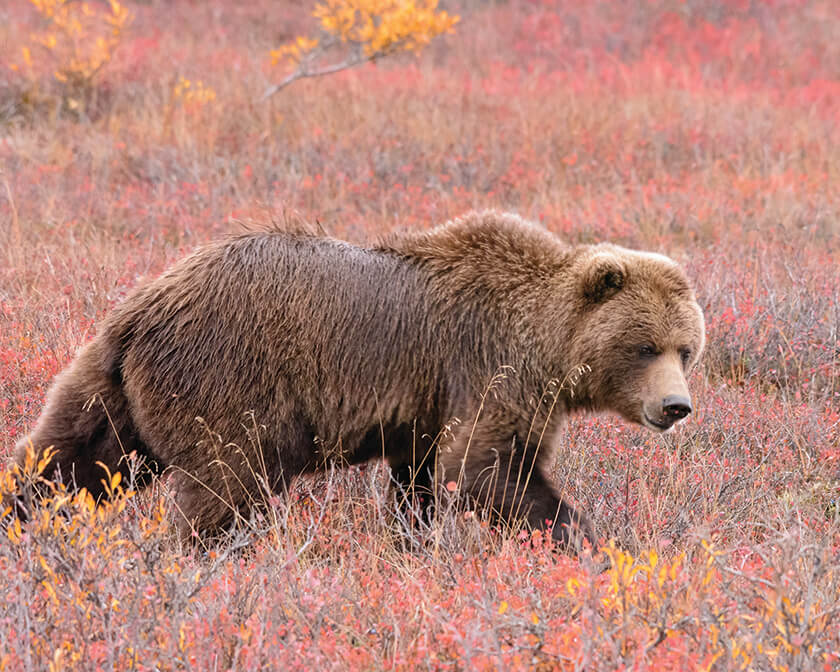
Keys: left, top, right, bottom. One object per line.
{"left": 13, "top": 341, "right": 157, "bottom": 507}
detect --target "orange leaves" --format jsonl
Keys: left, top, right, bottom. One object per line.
{"left": 139, "top": 497, "right": 169, "bottom": 539}
{"left": 172, "top": 76, "right": 217, "bottom": 109}
{"left": 556, "top": 538, "right": 840, "bottom": 672}
{"left": 313, "top": 0, "right": 458, "bottom": 57}
{"left": 1, "top": 1, "right": 840, "bottom": 668}
{"left": 264, "top": 0, "right": 458, "bottom": 98}
{"left": 6, "top": 517, "right": 23, "bottom": 545}
{"left": 0, "top": 443, "right": 184, "bottom": 670}
{"left": 270, "top": 37, "right": 321, "bottom": 67}
{"left": 17, "top": 0, "right": 132, "bottom": 93}
{"left": 10, "top": 441, "right": 59, "bottom": 480}
{"left": 600, "top": 542, "right": 685, "bottom": 613}
{"left": 701, "top": 538, "right": 723, "bottom": 589}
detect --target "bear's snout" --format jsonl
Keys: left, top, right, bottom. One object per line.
{"left": 643, "top": 394, "right": 693, "bottom": 431}
{"left": 662, "top": 394, "right": 692, "bottom": 420}
{"left": 636, "top": 351, "right": 696, "bottom": 432}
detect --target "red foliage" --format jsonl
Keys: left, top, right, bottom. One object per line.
{"left": 1, "top": 0, "right": 839, "bottom": 669}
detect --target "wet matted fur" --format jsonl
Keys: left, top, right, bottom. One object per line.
{"left": 12, "top": 211, "right": 705, "bottom": 546}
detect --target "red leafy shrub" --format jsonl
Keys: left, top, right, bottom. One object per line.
{"left": 1, "top": 0, "right": 839, "bottom": 669}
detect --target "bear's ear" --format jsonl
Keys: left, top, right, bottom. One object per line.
{"left": 580, "top": 253, "right": 626, "bottom": 303}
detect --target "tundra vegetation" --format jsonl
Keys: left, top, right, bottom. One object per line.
{"left": 1, "top": 0, "right": 839, "bottom": 670}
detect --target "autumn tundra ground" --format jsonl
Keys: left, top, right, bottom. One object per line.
{"left": 1, "top": 0, "right": 839, "bottom": 670}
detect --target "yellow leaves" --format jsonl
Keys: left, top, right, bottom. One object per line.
{"left": 2, "top": 447, "right": 138, "bottom": 554}
{"left": 701, "top": 567, "right": 717, "bottom": 588}
{"left": 7, "top": 517, "right": 22, "bottom": 545}
{"left": 105, "top": 0, "right": 131, "bottom": 34}
{"left": 77, "top": 487, "right": 96, "bottom": 518}
{"left": 730, "top": 637, "right": 754, "bottom": 669}
{"left": 15, "top": 441, "right": 57, "bottom": 478}
{"left": 701, "top": 539, "right": 722, "bottom": 588}
{"left": 39, "top": 555, "right": 61, "bottom": 605}
{"left": 29, "top": 0, "right": 58, "bottom": 19}
{"left": 701, "top": 648, "right": 725, "bottom": 672}
{"left": 297, "top": 35, "right": 321, "bottom": 53}
{"left": 1, "top": 463, "right": 19, "bottom": 499}
{"left": 19, "top": 0, "right": 133, "bottom": 89}
{"left": 265, "top": 0, "right": 458, "bottom": 97}
{"left": 315, "top": 0, "right": 458, "bottom": 56}
{"left": 34, "top": 32, "right": 58, "bottom": 51}
{"left": 48, "top": 642, "right": 81, "bottom": 672}
{"left": 173, "top": 76, "right": 217, "bottom": 107}
{"left": 41, "top": 578, "right": 59, "bottom": 605}
{"left": 140, "top": 498, "right": 168, "bottom": 539}
{"left": 496, "top": 600, "right": 539, "bottom": 627}
{"left": 596, "top": 541, "right": 689, "bottom": 631}
{"left": 0, "top": 449, "right": 181, "bottom": 671}
{"left": 97, "top": 461, "right": 122, "bottom": 497}
{"left": 312, "top": 0, "right": 458, "bottom": 57}
{"left": 603, "top": 542, "right": 649, "bottom": 599}
{"left": 701, "top": 538, "right": 724, "bottom": 560}
{"left": 654, "top": 550, "right": 684, "bottom": 588}
{"left": 271, "top": 37, "right": 321, "bottom": 67}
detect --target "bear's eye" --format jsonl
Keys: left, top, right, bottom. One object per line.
{"left": 680, "top": 348, "right": 692, "bottom": 367}
{"left": 638, "top": 344, "right": 658, "bottom": 358}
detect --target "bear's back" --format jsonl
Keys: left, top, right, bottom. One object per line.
{"left": 111, "top": 232, "right": 449, "bottom": 456}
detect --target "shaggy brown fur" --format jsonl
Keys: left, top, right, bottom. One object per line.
{"left": 12, "top": 211, "right": 705, "bottom": 547}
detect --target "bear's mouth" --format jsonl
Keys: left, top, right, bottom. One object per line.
{"left": 643, "top": 414, "right": 675, "bottom": 432}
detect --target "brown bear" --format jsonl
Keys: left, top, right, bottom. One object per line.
{"left": 12, "top": 211, "right": 705, "bottom": 547}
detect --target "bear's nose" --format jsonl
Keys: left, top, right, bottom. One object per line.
{"left": 662, "top": 395, "right": 692, "bottom": 420}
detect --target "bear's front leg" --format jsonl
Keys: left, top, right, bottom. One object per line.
{"left": 437, "top": 410, "right": 595, "bottom": 551}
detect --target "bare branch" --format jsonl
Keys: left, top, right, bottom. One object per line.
{"left": 261, "top": 55, "right": 368, "bottom": 101}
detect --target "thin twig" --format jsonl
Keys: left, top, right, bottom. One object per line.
{"left": 260, "top": 56, "right": 368, "bottom": 101}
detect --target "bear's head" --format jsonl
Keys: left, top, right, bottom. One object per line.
{"left": 561, "top": 244, "right": 705, "bottom": 432}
